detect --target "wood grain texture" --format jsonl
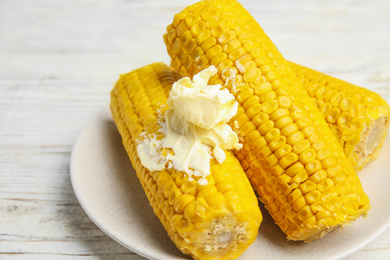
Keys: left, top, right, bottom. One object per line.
{"left": 0, "top": 0, "right": 389, "bottom": 259}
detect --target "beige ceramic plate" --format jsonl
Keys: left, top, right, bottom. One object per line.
{"left": 71, "top": 106, "right": 390, "bottom": 260}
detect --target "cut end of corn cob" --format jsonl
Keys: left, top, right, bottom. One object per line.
{"left": 291, "top": 62, "right": 390, "bottom": 172}
{"left": 355, "top": 116, "right": 389, "bottom": 168}
{"left": 164, "top": 0, "right": 370, "bottom": 243}
{"left": 110, "top": 62, "right": 262, "bottom": 260}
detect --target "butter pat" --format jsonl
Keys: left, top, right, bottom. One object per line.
{"left": 137, "top": 65, "right": 242, "bottom": 183}
{"left": 168, "top": 66, "right": 238, "bottom": 130}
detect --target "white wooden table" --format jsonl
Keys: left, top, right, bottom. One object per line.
{"left": 1, "top": 0, "right": 389, "bottom": 259}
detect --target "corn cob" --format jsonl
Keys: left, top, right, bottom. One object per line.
{"left": 110, "top": 62, "right": 262, "bottom": 260}
{"left": 290, "top": 62, "right": 390, "bottom": 171}
{"left": 164, "top": 0, "right": 370, "bottom": 242}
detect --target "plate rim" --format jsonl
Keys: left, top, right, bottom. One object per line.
{"left": 70, "top": 107, "right": 162, "bottom": 260}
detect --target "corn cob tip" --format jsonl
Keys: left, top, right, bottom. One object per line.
{"left": 353, "top": 116, "right": 389, "bottom": 170}
{"left": 174, "top": 212, "right": 260, "bottom": 259}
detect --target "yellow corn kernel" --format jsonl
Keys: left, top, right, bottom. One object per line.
{"left": 270, "top": 108, "right": 290, "bottom": 121}
{"left": 305, "top": 190, "right": 322, "bottom": 205}
{"left": 297, "top": 205, "right": 314, "bottom": 221}
{"left": 299, "top": 148, "right": 317, "bottom": 165}
{"left": 265, "top": 128, "right": 280, "bottom": 143}
{"left": 262, "top": 100, "right": 279, "bottom": 114}
{"left": 258, "top": 120, "right": 274, "bottom": 135}
{"left": 252, "top": 112, "right": 269, "bottom": 127}
{"left": 246, "top": 104, "right": 261, "bottom": 119}
{"left": 174, "top": 194, "right": 196, "bottom": 214}
{"left": 275, "top": 144, "right": 292, "bottom": 159}
{"left": 292, "top": 170, "right": 308, "bottom": 184}
{"left": 278, "top": 95, "right": 292, "bottom": 109}
{"left": 300, "top": 180, "right": 317, "bottom": 194}
{"left": 243, "top": 95, "right": 260, "bottom": 110}
{"left": 240, "top": 121, "right": 257, "bottom": 136}
{"left": 317, "top": 178, "right": 335, "bottom": 192}
{"left": 285, "top": 162, "right": 304, "bottom": 178}
{"left": 269, "top": 136, "right": 287, "bottom": 152}
{"left": 309, "top": 169, "right": 327, "bottom": 184}
{"left": 245, "top": 130, "right": 261, "bottom": 145}
{"left": 326, "top": 164, "right": 343, "bottom": 178}
{"left": 236, "top": 87, "right": 254, "bottom": 104}
{"left": 293, "top": 196, "right": 307, "bottom": 212}
{"left": 251, "top": 136, "right": 267, "bottom": 152}
{"left": 257, "top": 146, "right": 272, "bottom": 161}
{"left": 254, "top": 82, "right": 272, "bottom": 95}
{"left": 260, "top": 90, "right": 277, "bottom": 103}
{"left": 275, "top": 115, "right": 293, "bottom": 129}
{"left": 292, "top": 139, "right": 311, "bottom": 155}
{"left": 305, "top": 160, "right": 322, "bottom": 175}
{"left": 280, "top": 153, "right": 299, "bottom": 170}
{"left": 263, "top": 154, "right": 279, "bottom": 169}
{"left": 287, "top": 131, "right": 305, "bottom": 146}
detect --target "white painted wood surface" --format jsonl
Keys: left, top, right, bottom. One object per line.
{"left": 1, "top": 0, "right": 389, "bottom": 259}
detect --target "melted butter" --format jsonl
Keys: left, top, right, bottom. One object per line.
{"left": 136, "top": 66, "right": 241, "bottom": 184}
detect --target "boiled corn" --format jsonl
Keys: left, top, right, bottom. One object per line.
{"left": 164, "top": 0, "right": 370, "bottom": 242}
{"left": 110, "top": 62, "right": 262, "bottom": 260}
{"left": 291, "top": 62, "right": 390, "bottom": 171}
